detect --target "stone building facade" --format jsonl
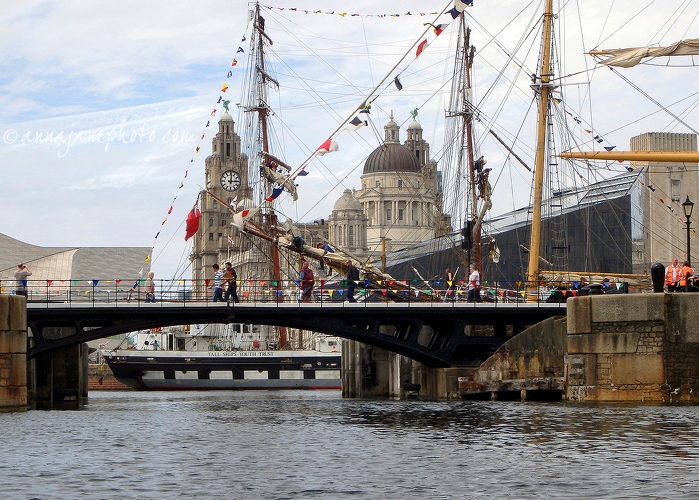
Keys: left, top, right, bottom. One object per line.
{"left": 328, "top": 113, "right": 451, "bottom": 261}
{"left": 631, "top": 132, "right": 699, "bottom": 272}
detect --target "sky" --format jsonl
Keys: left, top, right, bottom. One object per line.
{"left": 1, "top": 0, "right": 698, "bottom": 279}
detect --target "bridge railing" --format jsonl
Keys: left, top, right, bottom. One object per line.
{"left": 5, "top": 278, "right": 629, "bottom": 308}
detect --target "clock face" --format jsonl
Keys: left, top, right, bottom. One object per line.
{"left": 220, "top": 170, "right": 241, "bottom": 191}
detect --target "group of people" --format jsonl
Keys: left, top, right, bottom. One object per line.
{"left": 211, "top": 262, "right": 239, "bottom": 303}
{"left": 665, "top": 258, "right": 695, "bottom": 292}
{"left": 299, "top": 259, "right": 360, "bottom": 303}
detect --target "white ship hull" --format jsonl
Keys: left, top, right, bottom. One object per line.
{"left": 104, "top": 348, "right": 341, "bottom": 391}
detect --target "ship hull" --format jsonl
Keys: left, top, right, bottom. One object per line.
{"left": 104, "top": 350, "right": 341, "bottom": 391}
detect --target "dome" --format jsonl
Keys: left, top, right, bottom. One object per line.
{"left": 220, "top": 111, "right": 233, "bottom": 121}
{"left": 333, "top": 189, "right": 362, "bottom": 212}
{"left": 363, "top": 143, "right": 420, "bottom": 174}
{"left": 407, "top": 119, "right": 422, "bottom": 130}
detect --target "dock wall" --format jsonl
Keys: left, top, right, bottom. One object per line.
{"left": 462, "top": 293, "right": 699, "bottom": 402}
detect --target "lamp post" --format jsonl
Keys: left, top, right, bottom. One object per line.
{"left": 682, "top": 195, "right": 694, "bottom": 266}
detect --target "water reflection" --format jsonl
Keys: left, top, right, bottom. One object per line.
{"left": 2, "top": 392, "right": 699, "bottom": 498}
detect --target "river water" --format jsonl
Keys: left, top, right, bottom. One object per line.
{"left": 2, "top": 391, "right": 699, "bottom": 499}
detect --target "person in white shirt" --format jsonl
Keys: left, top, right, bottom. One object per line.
{"left": 14, "top": 263, "right": 32, "bottom": 297}
{"left": 467, "top": 264, "right": 481, "bottom": 303}
{"left": 665, "top": 258, "right": 682, "bottom": 292}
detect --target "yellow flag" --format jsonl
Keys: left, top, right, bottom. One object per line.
{"left": 144, "top": 255, "right": 151, "bottom": 263}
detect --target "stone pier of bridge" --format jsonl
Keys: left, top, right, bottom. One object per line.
{"left": 341, "top": 340, "right": 473, "bottom": 400}
{"left": 0, "top": 295, "right": 27, "bottom": 409}
{"left": 0, "top": 296, "right": 88, "bottom": 409}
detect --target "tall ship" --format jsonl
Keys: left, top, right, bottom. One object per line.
{"left": 105, "top": 1, "right": 699, "bottom": 387}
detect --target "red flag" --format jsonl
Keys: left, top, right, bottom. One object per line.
{"left": 184, "top": 205, "right": 201, "bottom": 241}
{"left": 315, "top": 138, "right": 339, "bottom": 156}
{"left": 416, "top": 40, "right": 428, "bottom": 57}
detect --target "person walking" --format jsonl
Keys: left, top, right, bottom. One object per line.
{"left": 144, "top": 271, "right": 156, "bottom": 303}
{"left": 299, "top": 261, "right": 314, "bottom": 303}
{"left": 346, "top": 260, "right": 360, "bottom": 303}
{"left": 665, "top": 257, "right": 683, "bottom": 292}
{"left": 211, "top": 264, "right": 224, "bottom": 302}
{"left": 223, "top": 262, "right": 239, "bottom": 303}
{"left": 467, "top": 263, "right": 481, "bottom": 303}
{"left": 14, "top": 263, "right": 32, "bottom": 298}
{"left": 445, "top": 268, "right": 455, "bottom": 302}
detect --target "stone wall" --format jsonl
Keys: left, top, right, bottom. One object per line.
{"left": 568, "top": 294, "right": 699, "bottom": 402}
{"left": 0, "top": 295, "right": 27, "bottom": 409}
{"left": 461, "top": 316, "right": 567, "bottom": 399}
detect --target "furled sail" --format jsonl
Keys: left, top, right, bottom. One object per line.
{"left": 590, "top": 39, "right": 699, "bottom": 68}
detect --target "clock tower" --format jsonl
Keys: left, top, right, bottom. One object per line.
{"left": 190, "top": 111, "right": 252, "bottom": 285}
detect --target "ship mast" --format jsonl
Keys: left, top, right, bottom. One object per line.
{"left": 463, "top": 26, "right": 480, "bottom": 269}
{"left": 446, "top": 17, "right": 482, "bottom": 269}
{"left": 526, "top": 0, "right": 555, "bottom": 290}
{"left": 251, "top": 3, "right": 287, "bottom": 347}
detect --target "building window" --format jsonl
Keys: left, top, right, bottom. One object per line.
{"left": 221, "top": 219, "right": 227, "bottom": 226}
{"left": 348, "top": 225, "right": 354, "bottom": 246}
{"left": 209, "top": 218, "right": 214, "bottom": 227}
{"left": 226, "top": 143, "right": 231, "bottom": 157}
{"left": 386, "top": 208, "right": 392, "bottom": 220}
{"left": 398, "top": 179, "right": 403, "bottom": 189}
{"left": 376, "top": 180, "right": 380, "bottom": 188}
{"left": 398, "top": 209, "right": 404, "bottom": 221}
{"left": 671, "top": 179, "right": 680, "bottom": 202}
{"left": 209, "top": 233, "right": 214, "bottom": 241}
{"left": 212, "top": 200, "right": 217, "bottom": 208}
{"left": 338, "top": 228, "right": 343, "bottom": 246}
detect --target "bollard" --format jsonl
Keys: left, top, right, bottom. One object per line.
{"left": 650, "top": 262, "right": 665, "bottom": 293}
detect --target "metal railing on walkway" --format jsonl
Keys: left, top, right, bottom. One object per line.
{"left": 5, "top": 278, "right": 630, "bottom": 309}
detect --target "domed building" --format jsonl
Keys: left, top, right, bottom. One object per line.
{"left": 350, "top": 112, "right": 451, "bottom": 255}
{"left": 328, "top": 189, "right": 368, "bottom": 257}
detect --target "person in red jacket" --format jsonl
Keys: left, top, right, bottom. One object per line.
{"left": 679, "top": 261, "right": 694, "bottom": 291}
{"left": 299, "top": 261, "right": 315, "bottom": 303}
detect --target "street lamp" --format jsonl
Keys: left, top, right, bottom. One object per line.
{"left": 682, "top": 195, "right": 694, "bottom": 265}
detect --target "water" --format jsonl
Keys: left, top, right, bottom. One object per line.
{"left": 2, "top": 392, "right": 699, "bottom": 499}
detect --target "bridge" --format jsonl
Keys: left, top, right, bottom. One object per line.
{"left": 26, "top": 301, "right": 566, "bottom": 367}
